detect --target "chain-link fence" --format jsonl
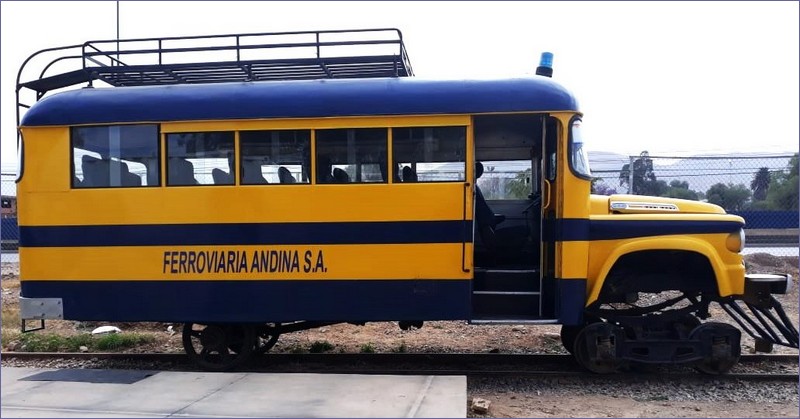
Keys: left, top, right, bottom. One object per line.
{"left": 1, "top": 173, "right": 18, "bottom": 254}
{"left": 2, "top": 153, "right": 798, "bottom": 257}
{"left": 592, "top": 153, "right": 799, "bottom": 258}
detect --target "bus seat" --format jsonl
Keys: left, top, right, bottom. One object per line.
{"left": 332, "top": 168, "right": 350, "bottom": 183}
{"left": 402, "top": 166, "right": 418, "bottom": 182}
{"left": 242, "top": 158, "right": 268, "bottom": 184}
{"left": 278, "top": 166, "right": 296, "bottom": 184}
{"left": 317, "top": 155, "right": 333, "bottom": 183}
{"left": 169, "top": 158, "right": 198, "bottom": 185}
{"left": 378, "top": 160, "right": 388, "bottom": 182}
{"left": 123, "top": 166, "right": 142, "bottom": 186}
{"left": 81, "top": 155, "right": 110, "bottom": 187}
{"left": 212, "top": 168, "right": 233, "bottom": 185}
{"left": 109, "top": 160, "right": 142, "bottom": 186}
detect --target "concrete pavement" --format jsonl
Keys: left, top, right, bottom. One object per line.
{"left": 1, "top": 367, "right": 466, "bottom": 418}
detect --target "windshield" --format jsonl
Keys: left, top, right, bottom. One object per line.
{"left": 569, "top": 118, "right": 592, "bottom": 179}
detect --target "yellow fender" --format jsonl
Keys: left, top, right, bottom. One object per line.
{"left": 587, "top": 237, "right": 730, "bottom": 306}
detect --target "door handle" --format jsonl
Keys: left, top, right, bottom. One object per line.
{"left": 542, "top": 179, "right": 551, "bottom": 209}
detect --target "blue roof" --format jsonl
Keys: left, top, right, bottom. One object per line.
{"left": 20, "top": 77, "right": 579, "bottom": 127}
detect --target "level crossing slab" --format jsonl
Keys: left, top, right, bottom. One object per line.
{"left": 1, "top": 367, "right": 466, "bottom": 418}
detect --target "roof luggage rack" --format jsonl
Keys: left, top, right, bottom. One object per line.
{"left": 16, "top": 28, "right": 414, "bottom": 128}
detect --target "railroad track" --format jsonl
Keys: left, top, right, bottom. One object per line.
{"left": 2, "top": 352, "right": 796, "bottom": 381}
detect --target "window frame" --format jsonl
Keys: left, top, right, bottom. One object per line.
{"left": 391, "top": 125, "right": 467, "bottom": 184}
{"left": 165, "top": 131, "right": 236, "bottom": 187}
{"left": 314, "top": 127, "right": 389, "bottom": 185}
{"left": 239, "top": 129, "right": 312, "bottom": 186}
{"left": 567, "top": 115, "right": 592, "bottom": 180}
{"left": 70, "top": 124, "right": 161, "bottom": 189}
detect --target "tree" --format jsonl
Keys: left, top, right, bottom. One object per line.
{"left": 643, "top": 179, "right": 669, "bottom": 197}
{"left": 706, "top": 183, "right": 752, "bottom": 211}
{"left": 663, "top": 179, "right": 699, "bottom": 200}
{"left": 619, "top": 151, "right": 661, "bottom": 195}
{"left": 750, "top": 167, "right": 771, "bottom": 201}
{"left": 591, "top": 178, "right": 617, "bottom": 195}
{"left": 506, "top": 168, "right": 531, "bottom": 199}
{"left": 764, "top": 154, "right": 798, "bottom": 210}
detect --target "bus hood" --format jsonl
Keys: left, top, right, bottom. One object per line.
{"left": 590, "top": 194, "right": 726, "bottom": 215}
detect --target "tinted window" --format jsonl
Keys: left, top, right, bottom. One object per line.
{"left": 316, "top": 128, "right": 387, "bottom": 184}
{"left": 71, "top": 125, "right": 159, "bottom": 188}
{"left": 392, "top": 126, "right": 466, "bottom": 182}
{"left": 166, "top": 132, "right": 235, "bottom": 186}
{"left": 240, "top": 130, "right": 311, "bottom": 184}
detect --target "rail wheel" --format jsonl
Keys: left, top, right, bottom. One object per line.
{"left": 560, "top": 314, "right": 602, "bottom": 355}
{"left": 690, "top": 322, "right": 741, "bottom": 375}
{"left": 673, "top": 314, "right": 701, "bottom": 339}
{"left": 573, "top": 322, "right": 626, "bottom": 373}
{"left": 254, "top": 323, "right": 281, "bottom": 355}
{"left": 182, "top": 323, "right": 256, "bottom": 371}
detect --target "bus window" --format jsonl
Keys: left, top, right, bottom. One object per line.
{"left": 392, "top": 126, "right": 466, "bottom": 183}
{"left": 316, "top": 128, "right": 387, "bottom": 184}
{"left": 166, "top": 132, "right": 234, "bottom": 186}
{"left": 240, "top": 130, "right": 311, "bottom": 184}
{"left": 71, "top": 125, "right": 159, "bottom": 188}
{"left": 475, "top": 160, "right": 532, "bottom": 200}
{"left": 569, "top": 117, "right": 591, "bottom": 179}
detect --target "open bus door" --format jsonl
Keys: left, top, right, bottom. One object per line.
{"left": 470, "top": 114, "right": 558, "bottom": 323}
{"left": 540, "top": 116, "right": 560, "bottom": 320}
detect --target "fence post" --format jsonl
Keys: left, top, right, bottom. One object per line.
{"left": 628, "top": 155, "right": 635, "bottom": 195}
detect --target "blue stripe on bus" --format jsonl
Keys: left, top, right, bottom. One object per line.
{"left": 21, "top": 279, "right": 471, "bottom": 323}
{"left": 18, "top": 218, "right": 742, "bottom": 248}
{"left": 557, "top": 219, "right": 743, "bottom": 242}
{"left": 556, "top": 279, "right": 587, "bottom": 326}
{"left": 21, "top": 77, "right": 579, "bottom": 126}
{"left": 19, "top": 220, "right": 473, "bottom": 247}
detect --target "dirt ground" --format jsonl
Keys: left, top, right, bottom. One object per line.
{"left": 470, "top": 393, "right": 799, "bottom": 418}
{"left": 2, "top": 253, "right": 799, "bottom": 417}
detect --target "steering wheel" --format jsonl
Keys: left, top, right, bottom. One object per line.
{"left": 523, "top": 193, "right": 542, "bottom": 214}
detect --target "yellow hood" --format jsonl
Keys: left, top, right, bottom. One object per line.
{"left": 590, "top": 194, "right": 725, "bottom": 215}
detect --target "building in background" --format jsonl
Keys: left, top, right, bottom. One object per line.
{"left": 1, "top": 195, "right": 16, "bottom": 218}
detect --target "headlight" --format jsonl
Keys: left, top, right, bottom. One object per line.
{"left": 726, "top": 229, "right": 745, "bottom": 253}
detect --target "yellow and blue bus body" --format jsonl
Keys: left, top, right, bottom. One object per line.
{"left": 18, "top": 77, "right": 586, "bottom": 324}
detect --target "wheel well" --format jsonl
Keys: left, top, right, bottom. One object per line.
{"left": 599, "top": 250, "right": 717, "bottom": 300}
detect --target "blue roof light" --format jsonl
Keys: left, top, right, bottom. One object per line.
{"left": 539, "top": 52, "right": 554, "bottom": 69}
{"left": 535, "top": 52, "right": 554, "bottom": 78}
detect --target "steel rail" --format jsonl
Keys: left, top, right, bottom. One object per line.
{"left": 2, "top": 352, "right": 795, "bottom": 364}
{"left": 2, "top": 352, "right": 796, "bottom": 382}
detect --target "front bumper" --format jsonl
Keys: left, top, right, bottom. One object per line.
{"left": 745, "top": 273, "right": 792, "bottom": 295}
{"left": 719, "top": 273, "right": 798, "bottom": 350}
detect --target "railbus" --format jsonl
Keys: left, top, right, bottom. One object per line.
{"left": 15, "top": 29, "right": 798, "bottom": 372}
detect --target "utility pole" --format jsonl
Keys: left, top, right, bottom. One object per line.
{"left": 628, "top": 155, "right": 635, "bottom": 194}
{"left": 116, "top": 1, "right": 120, "bottom": 65}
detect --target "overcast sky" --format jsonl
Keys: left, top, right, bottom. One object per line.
{"left": 2, "top": 1, "right": 798, "bottom": 172}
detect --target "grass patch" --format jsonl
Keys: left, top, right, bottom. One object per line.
{"left": 391, "top": 341, "right": 407, "bottom": 353}
{"left": 94, "top": 333, "right": 154, "bottom": 350}
{"left": 19, "top": 333, "right": 93, "bottom": 352}
{"left": 1, "top": 306, "right": 21, "bottom": 348}
{"left": 15, "top": 332, "right": 154, "bottom": 352}
{"left": 288, "top": 344, "right": 306, "bottom": 354}
{"left": 309, "top": 340, "right": 334, "bottom": 353}
{"left": 359, "top": 343, "right": 376, "bottom": 353}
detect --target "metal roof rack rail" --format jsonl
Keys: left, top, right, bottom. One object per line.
{"left": 15, "top": 28, "right": 414, "bottom": 128}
